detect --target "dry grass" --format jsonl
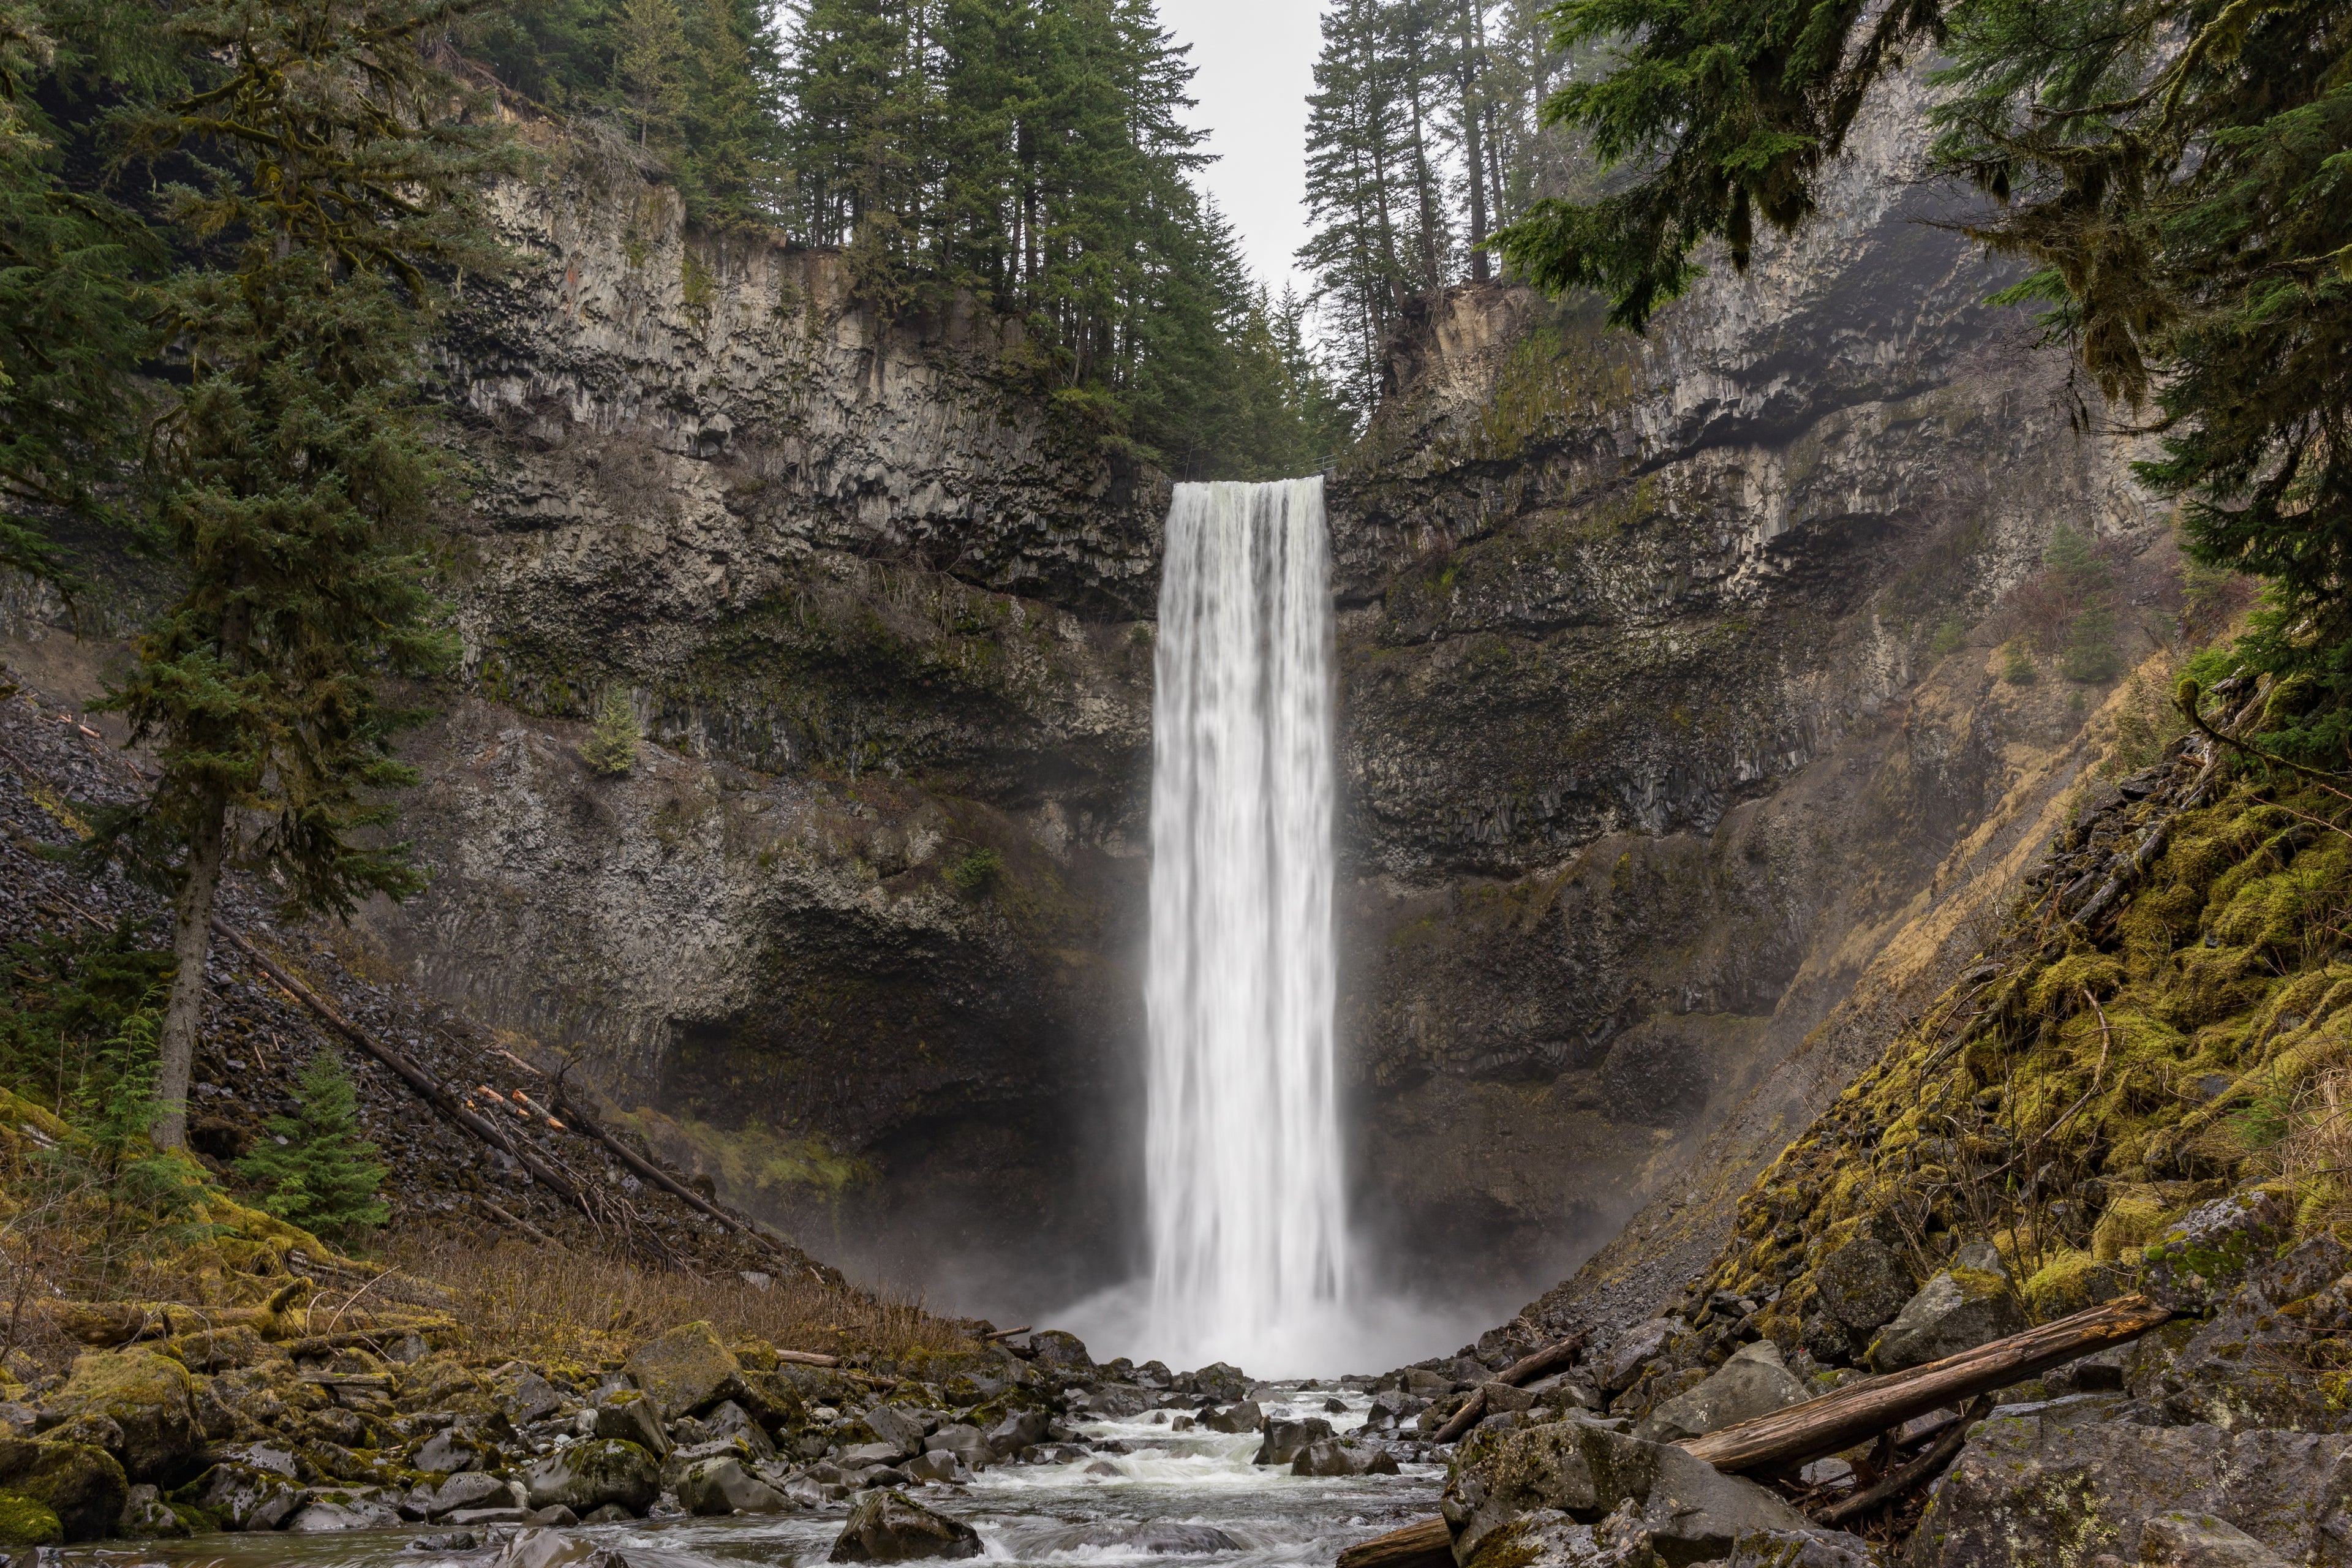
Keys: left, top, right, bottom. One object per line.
{"left": 388, "top": 1236, "right": 973, "bottom": 1368}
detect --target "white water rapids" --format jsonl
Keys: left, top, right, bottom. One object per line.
{"left": 1142, "top": 478, "right": 1345, "bottom": 1373}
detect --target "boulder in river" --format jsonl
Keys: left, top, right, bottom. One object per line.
{"left": 675, "top": 1454, "right": 791, "bottom": 1515}
{"left": 413, "top": 1469, "right": 515, "bottom": 1518}
{"left": 118, "top": 1482, "right": 189, "bottom": 1539}
{"left": 178, "top": 1457, "right": 305, "bottom": 1531}
{"left": 704, "top": 1401, "right": 776, "bottom": 1460}
{"left": 865, "top": 1404, "right": 929, "bottom": 1457}
{"left": 830, "top": 1488, "right": 984, "bottom": 1561}
{"left": 1292, "top": 1438, "right": 1400, "bottom": 1477}
{"left": 924, "top": 1423, "right": 988, "bottom": 1472}
{"left": 1204, "top": 1401, "right": 1263, "bottom": 1434}
{"left": 522, "top": 1438, "right": 659, "bottom": 1515}
{"left": 1253, "top": 1417, "right": 1332, "bottom": 1466}
{"left": 984, "top": 1410, "right": 1049, "bottom": 1457}
{"left": 1632, "top": 1341, "right": 1807, "bottom": 1444}
{"left": 592, "top": 1390, "right": 670, "bottom": 1457}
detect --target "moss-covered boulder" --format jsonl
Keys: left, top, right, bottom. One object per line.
{"left": 0, "top": 1489, "right": 61, "bottom": 1547}
{"left": 521, "top": 1438, "right": 659, "bottom": 1515}
{"left": 2139, "top": 1191, "right": 2293, "bottom": 1313}
{"left": 54, "top": 1348, "right": 201, "bottom": 1483}
{"left": 625, "top": 1321, "right": 741, "bottom": 1421}
{"left": 0, "top": 1437, "right": 128, "bottom": 1542}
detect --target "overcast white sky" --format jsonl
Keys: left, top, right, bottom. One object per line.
{"left": 1157, "top": 0, "right": 1327, "bottom": 296}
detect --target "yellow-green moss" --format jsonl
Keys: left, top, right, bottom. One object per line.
{"left": 0, "top": 1491, "right": 59, "bottom": 1546}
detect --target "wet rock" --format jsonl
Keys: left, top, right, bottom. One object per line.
{"left": 1037, "top": 1521, "right": 1244, "bottom": 1554}
{"left": 1444, "top": 1415, "right": 1811, "bottom": 1567}
{"left": 903, "top": 1450, "right": 962, "bottom": 1484}
{"left": 592, "top": 1391, "right": 670, "bottom": 1458}
{"left": 1293, "top": 1439, "right": 1401, "bottom": 1477}
{"left": 1912, "top": 1406, "right": 2352, "bottom": 1565}
{"left": 865, "top": 1405, "right": 929, "bottom": 1457}
{"left": 785, "top": 1473, "right": 839, "bottom": 1507}
{"left": 704, "top": 1401, "right": 776, "bottom": 1460}
{"left": 830, "top": 1487, "right": 985, "bottom": 1561}
{"left": 2139, "top": 1192, "right": 2295, "bottom": 1314}
{"left": 1866, "top": 1267, "right": 2025, "bottom": 1373}
{"left": 1457, "top": 1502, "right": 1657, "bottom": 1568}
{"left": 406, "top": 1531, "right": 481, "bottom": 1551}
{"left": 1254, "top": 1417, "right": 1333, "bottom": 1467}
{"left": 529, "top": 1504, "right": 581, "bottom": 1526}
{"left": 177, "top": 1458, "right": 305, "bottom": 1531}
{"left": 447, "top": 1506, "right": 537, "bottom": 1526}
{"left": 1184, "top": 1364, "right": 1251, "bottom": 1404}
{"left": 625, "top": 1322, "right": 741, "bottom": 1422}
{"left": 924, "top": 1423, "right": 987, "bottom": 1472}
{"left": 1632, "top": 1341, "right": 1806, "bottom": 1445}
{"left": 1720, "top": 1526, "right": 1876, "bottom": 1567}
{"left": 1601, "top": 1323, "right": 1676, "bottom": 1395}
{"left": 0, "top": 1436, "right": 127, "bottom": 1542}
{"left": 522, "top": 1438, "right": 659, "bottom": 1515}
{"left": 51, "top": 1348, "right": 200, "bottom": 1484}
{"left": 1204, "top": 1401, "right": 1264, "bottom": 1434}
{"left": 290, "top": 1497, "right": 404, "bottom": 1530}
{"left": 983, "top": 1410, "right": 1049, "bottom": 1457}
{"left": 413, "top": 1469, "right": 515, "bottom": 1518}
{"left": 675, "top": 1455, "right": 790, "bottom": 1515}
{"left": 119, "top": 1482, "right": 190, "bottom": 1539}
{"left": 492, "top": 1525, "right": 633, "bottom": 1568}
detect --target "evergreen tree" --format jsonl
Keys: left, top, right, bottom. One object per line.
{"left": 0, "top": 0, "right": 160, "bottom": 584}
{"left": 614, "top": 0, "right": 688, "bottom": 149}
{"left": 235, "top": 1047, "right": 391, "bottom": 1243}
{"left": 94, "top": 0, "right": 515, "bottom": 1150}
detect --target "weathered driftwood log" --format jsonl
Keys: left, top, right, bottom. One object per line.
{"left": 1432, "top": 1331, "right": 1590, "bottom": 1443}
{"left": 776, "top": 1349, "right": 841, "bottom": 1366}
{"left": 1335, "top": 1516, "right": 1453, "bottom": 1568}
{"left": 1678, "top": 1294, "right": 2171, "bottom": 1471}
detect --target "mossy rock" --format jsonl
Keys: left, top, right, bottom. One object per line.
{"left": 0, "top": 1438, "right": 127, "bottom": 1542}
{"left": 0, "top": 1490, "right": 60, "bottom": 1546}
{"left": 55, "top": 1349, "right": 199, "bottom": 1484}
{"left": 625, "top": 1321, "right": 741, "bottom": 1421}
{"left": 2024, "top": 1250, "right": 2127, "bottom": 1317}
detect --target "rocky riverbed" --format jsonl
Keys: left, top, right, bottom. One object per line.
{"left": 2, "top": 1321, "right": 1455, "bottom": 1567}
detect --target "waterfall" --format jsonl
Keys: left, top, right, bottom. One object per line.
{"left": 1144, "top": 477, "right": 1345, "bottom": 1373}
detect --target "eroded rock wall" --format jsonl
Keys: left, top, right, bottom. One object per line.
{"left": 1323, "top": 74, "right": 2173, "bottom": 1305}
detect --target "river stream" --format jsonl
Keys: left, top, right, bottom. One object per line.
{"left": 62, "top": 1391, "right": 1438, "bottom": 1568}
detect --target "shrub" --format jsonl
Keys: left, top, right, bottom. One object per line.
{"left": 942, "top": 847, "right": 1003, "bottom": 895}
{"left": 2060, "top": 601, "right": 2122, "bottom": 682}
{"left": 580, "top": 690, "right": 640, "bottom": 777}
{"left": 2001, "top": 641, "right": 2040, "bottom": 685}
{"left": 1928, "top": 614, "right": 1967, "bottom": 660}
{"left": 234, "top": 1047, "right": 389, "bottom": 1244}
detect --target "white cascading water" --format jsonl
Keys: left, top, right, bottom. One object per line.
{"left": 1143, "top": 477, "right": 1346, "bottom": 1373}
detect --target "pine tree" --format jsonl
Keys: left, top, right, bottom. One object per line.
{"left": 581, "top": 688, "right": 640, "bottom": 775}
{"left": 235, "top": 1048, "right": 390, "bottom": 1243}
{"left": 94, "top": 0, "right": 516, "bottom": 1149}
{"left": 614, "top": 0, "right": 688, "bottom": 150}
{"left": 0, "top": 0, "right": 159, "bottom": 584}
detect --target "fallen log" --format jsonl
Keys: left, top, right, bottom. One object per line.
{"left": 1815, "top": 1397, "right": 1990, "bottom": 1526}
{"left": 546, "top": 1085, "right": 791, "bottom": 1257}
{"left": 1433, "top": 1330, "right": 1588, "bottom": 1443}
{"left": 210, "top": 919, "right": 597, "bottom": 1222}
{"left": 776, "top": 1349, "right": 842, "bottom": 1366}
{"left": 1336, "top": 1517, "right": 1452, "bottom": 1568}
{"left": 1680, "top": 1294, "right": 2171, "bottom": 1472}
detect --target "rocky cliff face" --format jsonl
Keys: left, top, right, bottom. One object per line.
{"left": 1320, "top": 74, "right": 2173, "bottom": 1306}
{"left": 351, "top": 137, "right": 1171, "bottom": 1310}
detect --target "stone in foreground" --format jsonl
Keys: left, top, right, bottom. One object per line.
{"left": 831, "top": 1488, "right": 984, "bottom": 1561}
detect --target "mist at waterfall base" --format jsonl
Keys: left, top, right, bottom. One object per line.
{"left": 1060, "top": 477, "right": 1493, "bottom": 1380}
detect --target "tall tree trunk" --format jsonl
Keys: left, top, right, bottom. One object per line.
{"left": 1455, "top": 0, "right": 1490, "bottom": 281}
{"left": 153, "top": 780, "right": 228, "bottom": 1150}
